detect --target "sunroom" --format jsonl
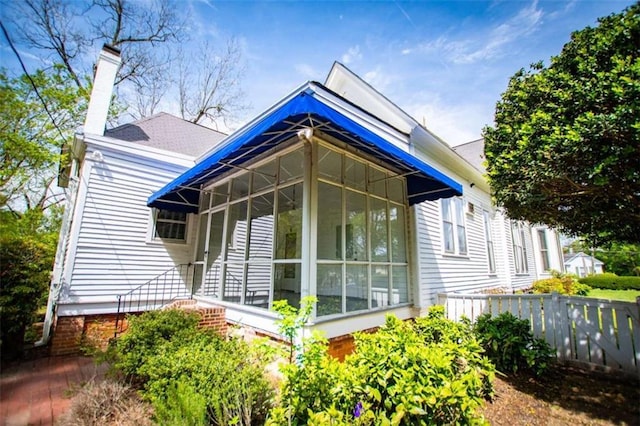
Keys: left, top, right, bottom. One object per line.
{"left": 148, "top": 82, "right": 461, "bottom": 335}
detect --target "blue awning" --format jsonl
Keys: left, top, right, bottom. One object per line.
{"left": 148, "top": 86, "right": 462, "bottom": 213}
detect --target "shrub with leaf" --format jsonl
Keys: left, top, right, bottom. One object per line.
{"left": 108, "top": 308, "right": 275, "bottom": 426}
{"left": 268, "top": 303, "right": 495, "bottom": 425}
{"left": 532, "top": 270, "right": 590, "bottom": 296}
{"left": 473, "top": 312, "right": 553, "bottom": 376}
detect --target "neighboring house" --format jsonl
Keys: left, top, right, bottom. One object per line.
{"left": 564, "top": 252, "right": 605, "bottom": 277}
{"left": 43, "top": 46, "right": 564, "bottom": 353}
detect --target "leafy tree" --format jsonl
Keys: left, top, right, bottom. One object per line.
{"left": 596, "top": 243, "right": 640, "bottom": 276}
{"left": 0, "top": 66, "right": 87, "bottom": 212}
{"left": 0, "top": 208, "right": 61, "bottom": 360}
{"left": 483, "top": 4, "right": 640, "bottom": 245}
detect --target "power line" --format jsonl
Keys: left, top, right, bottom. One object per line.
{"left": 0, "top": 19, "right": 68, "bottom": 143}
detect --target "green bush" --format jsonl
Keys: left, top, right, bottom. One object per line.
{"left": 579, "top": 275, "right": 640, "bottom": 290}
{"left": 151, "top": 376, "right": 208, "bottom": 426}
{"left": 141, "top": 331, "right": 274, "bottom": 426}
{"left": 473, "top": 312, "right": 553, "bottom": 376}
{"left": 532, "top": 272, "right": 590, "bottom": 296}
{"left": 108, "top": 309, "right": 201, "bottom": 380}
{"left": 268, "top": 305, "right": 495, "bottom": 425}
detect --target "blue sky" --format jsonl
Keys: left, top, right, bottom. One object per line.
{"left": 2, "top": 0, "right": 636, "bottom": 146}
{"left": 186, "top": 0, "right": 636, "bottom": 145}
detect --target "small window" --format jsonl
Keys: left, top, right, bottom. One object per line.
{"left": 441, "top": 197, "right": 467, "bottom": 255}
{"left": 153, "top": 209, "right": 188, "bottom": 242}
{"left": 483, "top": 210, "right": 496, "bottom": 274}
{"left": 511, "top": 221, "right": 529, "bottom": 274}
{"left": 537, "top": 229, "right": 550, "bottom": 271}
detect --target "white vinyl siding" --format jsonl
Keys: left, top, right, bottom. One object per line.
{"left": 63, "top": 145, "right": 195, "bottom": 301}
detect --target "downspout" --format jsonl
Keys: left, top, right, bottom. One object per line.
{"left": 36, "top": 45, "right": 121, "bottom": 346}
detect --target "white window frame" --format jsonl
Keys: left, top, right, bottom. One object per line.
{"left": 483, "top": 210, "right": 496, "bottom": 274}
{"left": 441, "top": 197, "right": 467, "bottom": 255}
{"left": 537, "top": 228, "right": 551, "bottom": 271}
{"left": 147, "top": 208, "right": 189, "bottom": 244}
{"left": 511, "top": 221, "right": 529, "bottom": 274}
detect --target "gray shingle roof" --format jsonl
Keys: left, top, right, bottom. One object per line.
{"left": 105, "top": 112, "right": 226, "bottom": 157}
{"left": 452, "top": 138, "right": 485, "bottom": 172}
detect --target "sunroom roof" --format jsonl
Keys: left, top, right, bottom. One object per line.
{"left": 148, "top": 83, "right": 462, "bottom": 213}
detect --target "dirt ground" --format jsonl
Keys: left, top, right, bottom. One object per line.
{"left": 481, "top": 364, "right": 640, "bottom": 426}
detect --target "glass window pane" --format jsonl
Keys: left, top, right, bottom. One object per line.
{"left": 370, "top": 198, "right": 388, "bottom": 262}
{"left": 344, "top": 156, "right": 366, "bottom": 191}
{"left": 225, "top": 201, "right": 248, "bottom": 261}
{"left": 457, "top": 225, "right": 467, "bottom": 254}
{"left": 455, "top": 198, "right": 465, "bottom": 225}
{"left": 252, "top": 160, "right": 277, "bottom": 193}
{"left": 346, "top": 264, "right": 368, "bottom": 312}
{"left": 199, "top": 191, "right": 211, "bottom": 212}
{"left": 369, "top": 167, "right": 386, "bottom": 198}
{"left": 317, "top": 264, "right": 342, "bottom": 316}
{"left": 388, "top": 176, "right": 405, "bottom": 204}
{"left": 203, "top": 210, "right": 225, "bottom": 296}
{"left": 392, "top": 266, "right": 409, "bottom": 304}
{"left": 275, "top": 183, "right": 302, "bottom": 259}
{"left": 211, "top": 183, "right": 228, "bottom": 207}
{"left": 318, "top": 145, "right": 342, "bottom": 184}
{"left": 279, "top": 148, "right": 304, "bottom": 184}
{"left": 390, "top": 205, "right": 406, "bottom": 262}
{"left": 442, "top": 198, "right": 452, "bottom": 222}
{"left": 245, "top": 263, "right": 271, "bottom": 308}
{"left": 346, "top": 190, "right": 367, "bottom": 261}
{"left": 317, "top": 183, "right": 342, "bottom": 260}
{"left": 223, "top": 263, "right": 244, "bottom": 302}
{"left": 248, "top": 193, "right": 274, "bottom": 260}
{"left": 371, "top": 265, "right": 389, "bottom": 308}
{"left": 231, "top": 173, "right": 251, "bottom": 201}
{"left": 274, "top": 263, "right": 301, "bottom": 308}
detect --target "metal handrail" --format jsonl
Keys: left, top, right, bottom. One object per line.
{"left": 114, "top": 263, "right": 193, "bottom": 337}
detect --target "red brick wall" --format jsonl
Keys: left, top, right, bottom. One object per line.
{"left": 50, "top": 303, "right": 228, "bottom": 356}
{"left": 327, "top": 327, "right": 378, "bottom": 361}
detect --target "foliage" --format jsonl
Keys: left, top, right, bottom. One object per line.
{"left": 56, "top": 378, "right": 153, "bottom": 426}
{"left": 566, "top": 240, "right": 640, "bottom": 276}
{"left": 268, "top": 304, "right": 495, "bottom": 425}
{"left": 0, "top": 209, "right": 59, "bottom": 361}
{"left": 152, "top": 379, "right": 207, "bottom": 426}
{"left": 272, "top": 295, "right": 317, "bottom": 363}
{"left": 532, "top": 271, "right": 590, "bottom": 296}
{"left": 474, "top": 313, "right": 553, "bottom": 376}
{"left": 108, "top": 308, "right": 274, "bottom": 426}
{"left": 579, "top": 274, "right": 640, "bottom": 290}
{"left": 108, "top": 308, "right": 201, "bottom": 380}
{"left": 0, "top": 66, "right": 87, "bottom": 211}
{"left": 140, "top": 331, "right": 274, "bottom": 426}
{"left": 483, "top": 4, "right": 640, "bottom": 245}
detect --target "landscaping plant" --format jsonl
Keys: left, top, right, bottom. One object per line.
{"left": 268, "top": 303, "right": 495, "bottom": 425}
{"left": 473, "top": 312, "right": 553, "bottom": 376}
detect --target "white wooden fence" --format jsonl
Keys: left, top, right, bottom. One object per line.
{"left": 437, "top": 293, "right": 640, "bottom": 376}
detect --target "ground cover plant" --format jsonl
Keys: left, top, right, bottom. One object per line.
{"left": 106, "top": 309, "right": 274, "bottom": 426}
{"left": 268, "top": 302, "right": 495, "bottom": 425}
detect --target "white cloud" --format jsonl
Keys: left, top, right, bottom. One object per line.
{"left": 403, "top": 0, "right": 544, "bottom": 64}
{"left": 362, "top": 66, "right": 392, "bottom": 92}
{"left": 404, "top": 99, "right": 490, "bottom": 146}
{"left": 341, "top": 45, "right": 362, "bottom": 65}
{"left": 294, "top": 63, "right": 321, "bottom": 80}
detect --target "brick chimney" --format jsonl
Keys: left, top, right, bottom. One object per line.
{"left": 83, "top": 45, "right": 121, "bottom": 136}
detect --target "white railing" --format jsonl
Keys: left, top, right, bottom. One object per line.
{"left": 438, "top": 293, "right": 640, "bottom": 377}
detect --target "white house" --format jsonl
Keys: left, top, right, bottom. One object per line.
{"left": 43, "top": 46, "right": 564, "bottom": 353}
{"left": 564, "top": 252, "right": 605, "bottom": 277}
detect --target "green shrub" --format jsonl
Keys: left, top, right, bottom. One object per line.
{"left": 579, "top": 275, "right": 640, "bottom": 290}
{"left": 473, "top": 312, "right": 553, "bottom": 376}
{"left": 532, "top": 272, "right": 590, "bottom": 296}
{"left": 152, "top": 378, "right": 207, "bottom": 426}
{"left": 140, "top": 331, "right": 274, "bottom": 426}
{"left": 108, "top": 309, "right": 201, "bottom": 380}
{"left": 532, "top": 278, "right": 565, "bottom": 294}
{"left": 268, "top": 305, "right": 495, "bottom": 425}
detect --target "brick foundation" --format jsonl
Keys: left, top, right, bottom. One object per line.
{"left": 50, "top": 301, "right": 227, "bottom": 356}
{"left": 327, "top": 327, "right": 378, "bottom": 361}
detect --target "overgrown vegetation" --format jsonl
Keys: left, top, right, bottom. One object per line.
{"left": 269, "top": 303, "right": 495, "bottom": 425}
{"left": 106, "top": 309, "right": 274, "bottom": 426}
{"left": 474, "top": 312, "right": 554, "bottom": 376}
{"left": 579, "top": 273, "right": 640, "bottom": 290}
{"left": 0, "top": 209, "right": 60, "bottom": 361}
{"left": 532, "top": 270, "right": 590, "bottom": 296}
